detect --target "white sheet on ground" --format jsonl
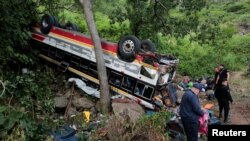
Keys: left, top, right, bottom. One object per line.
{"left": 68, "top": 78, "right": 100, "bottom": 98}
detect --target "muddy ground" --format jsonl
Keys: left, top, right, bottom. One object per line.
{"left": 207, "top": 71, "right": 250, "bottom": 125}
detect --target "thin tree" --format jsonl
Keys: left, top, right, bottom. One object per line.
{"left": 79, "top": 0, "right": 110, "bottom": 113}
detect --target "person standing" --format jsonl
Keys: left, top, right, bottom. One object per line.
{"left": 215, "top": 80, "right": 233, "bottom": 123}
{"left": 213, "top": 67, "right": 220, "bottom": 90}
{"left": 179, "top": 76, "right": 190, "bottom": 90}
{"left": 216, "top": 64, "right": 230, "bottom": 87}
{"left": 168, "top": 79, "right": 183, "bottom": 106}
{"left": 180, "top": 83, "right": 204, "bottom": 141}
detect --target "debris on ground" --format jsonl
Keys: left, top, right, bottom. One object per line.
{"left": 50, "top": 72, "right": 250, "bottom": 140}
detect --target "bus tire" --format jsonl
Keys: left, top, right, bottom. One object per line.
{"left": 65, "top": 22, "right": 80, "bottom": 32}
{"left": 52, "top": 16, "right": 60, "bottom": 27}
{"left": 138, "top": 40, "right": 156, "bottom": 53}
{"left": 40, "top": 14, "right": 57, "bottom": 34}
{"left": 118, "top": 35, "right": 140, "bottom": 62}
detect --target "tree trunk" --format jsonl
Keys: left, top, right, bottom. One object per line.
{"left": 79, "top": 0, "right": 110, "bottom": 114}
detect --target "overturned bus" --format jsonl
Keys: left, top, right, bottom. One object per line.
{"left": 30, "top": 14, "right": 179, "bottom": 110}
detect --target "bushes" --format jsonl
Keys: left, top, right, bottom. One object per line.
{"left": 224, "top": 34, "right": 250, "bottom": 70}
{"left": 0, "top": 0, "right": 58, "bottom": 140}
{"left": 156, "top": 32, "right": 249, "bottom": 78}
{"left": 155, "top": 0, "right": 250, "bottom": 78}
{"left": 0, "top": 65, "right": 56, "bottom": 140}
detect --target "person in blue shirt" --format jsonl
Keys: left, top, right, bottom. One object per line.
{"left": 180, "top": 83, "right": 204, "bottom": 141}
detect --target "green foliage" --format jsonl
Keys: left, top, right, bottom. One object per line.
{"left": 39, "top": 0, "right": 249, "bottom": 78}
{"left": 0, "top": 0, "right": 58, "bottom": 140}
{"left": 156, "top": 0, "right": 249, "bottom": 77}
{"left": 180, "top": 0, "right": 206, "bottom": 12}
{"left": 137, "top": 110, "right": 171, "bottom": 132}
{"left": 222, "top": 34, "right": 250, "bottom": 70}
{"left": 0, "top": 65, "right": 56, "bottom": 140}
{"left": 58, "top": 10, "right": 88, "bottom": 33}
{"left": 0, "top": 0, "right": 37, "bottom": 66}
{"left": 0, "top": 0, "right": 248, "bottom": 139}
{"left": 0, "top": 105, "right": 51, "bottom": 140}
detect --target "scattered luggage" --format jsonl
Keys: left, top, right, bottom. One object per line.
{"left": 53, "top": 126, "right": 77, "bottom": 141}
{"left": 207, "top": 110, "right": 221, "bottom": 125}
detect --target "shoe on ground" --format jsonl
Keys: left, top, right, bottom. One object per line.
{"left": 224, "top": 120, "right": 231, "bottom": 124}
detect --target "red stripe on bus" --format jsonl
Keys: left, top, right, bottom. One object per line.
{"left": 50, "top": 27, "right": 118, "bottom": 53}
{"left": 32, "top": 33, "right": 45, "bottom": 41}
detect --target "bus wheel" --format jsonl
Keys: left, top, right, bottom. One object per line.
{"left": 118, "top": 35, "right": 140, "bottom": 62}
{"left": 52, "top": 16, "right": 59, "bottom": 27}
{"left": 65, "top": 22, "right": 80, "bottom": 32}
{"left": 40, "top": 14, "right": 58, "bottom": 34}
{"left": 137, "top": 40, "right": 156, "bottom": 53}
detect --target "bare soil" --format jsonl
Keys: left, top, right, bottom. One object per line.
{"left": 212, "top": 71, "right": 250, "bottom": 125}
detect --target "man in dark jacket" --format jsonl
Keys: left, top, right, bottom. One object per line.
{"left": 180, "top": 83, "right": 204, "bottom": 141}
{"left": 215, "top": 80, "right": 233, "bottom": 123}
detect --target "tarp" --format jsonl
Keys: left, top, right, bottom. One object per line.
{"left": 68, "top": 78, "right": 100, "bottom": 98}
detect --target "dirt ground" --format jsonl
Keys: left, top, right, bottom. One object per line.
{"left": 209, "top": 71, "right": 250, "bottom": 125}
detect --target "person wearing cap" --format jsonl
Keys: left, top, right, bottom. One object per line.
{"left": 180, "top": 83, "right": 204, "bottom": 141}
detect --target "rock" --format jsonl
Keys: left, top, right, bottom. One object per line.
{"left": 90, "top": 107, "right": 97, "bottom": 119}
{"left": 112, "top": 102, "right": 145, "bottom": 123}
{"left": 240, "top": 89, "right": 245, "bottom": 92}
{"left": 63, "top": 90, "right": 72, "bottom": 98}
{"left": 95, "top": 100, "right": 101, "bottom": 112}
{"left": 72, "top": 97, "right": 95, "bottom": 109}
{"left": 106, "top": 114, "right": 130, "bottom": 141}
{"left": 54, "top": 96, "right": 68, "bottom": 108}
{"left": 67, "top": 107, "right": 78, "bottom": 117}
{"left": 206, "top": 90, "right": 214, "bottom": 95}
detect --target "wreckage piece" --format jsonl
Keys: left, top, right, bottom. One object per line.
{"left": 68, "top": 78, "right": 100, "bottom": 98}
{"left": 30, "top": 14, "right": 179, "bottom": 110}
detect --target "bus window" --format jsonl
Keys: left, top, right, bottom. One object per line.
{"left": 41, "top": 46, "right": 49, "bottom": 55}
{"left": 109, "top": 71, "right": 122, "bottom": 87}
{"left": 89, "top": 63, "right": 98, "bottom": 77}
{"left": 143, "top": 85, "right": 154, "bottom": 99}
{"left": 48, "top": 47, "right": 56, "bottom": 58}
{"left": 135, "top": 82, "right": 154, "bottom": 100}
{"left": 135, "top": 82, "right": 144, "bottom": 95}
{"left": 121, "top": 76, "right": 136, "bottom": 92}
{"left": 71, "top": 56, "right": 80, "bottom": 68}
{"left": 63, "top": 53, "right": 71, "bottom": 63}
{"left": 55, "top": 50, "right": 63, "bottom": 61}
{"left": 79, "top": 59, "right": 89, "bottom": 73}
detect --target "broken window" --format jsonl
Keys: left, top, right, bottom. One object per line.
{"left": 121, "top": 76, "right": 136, "bottom": 92}
{"left": 109, "top": 71, "right": 123, "bottom": 87}
{"left": 135, "top": 82, "right": 154, "bottom": 100}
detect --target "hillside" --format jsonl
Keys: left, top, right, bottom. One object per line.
{"left": 0, "top": 0, "right": 250, "bottom": 140}
{"left": 228, "top": 71, "right": 250, "bottom": 124}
